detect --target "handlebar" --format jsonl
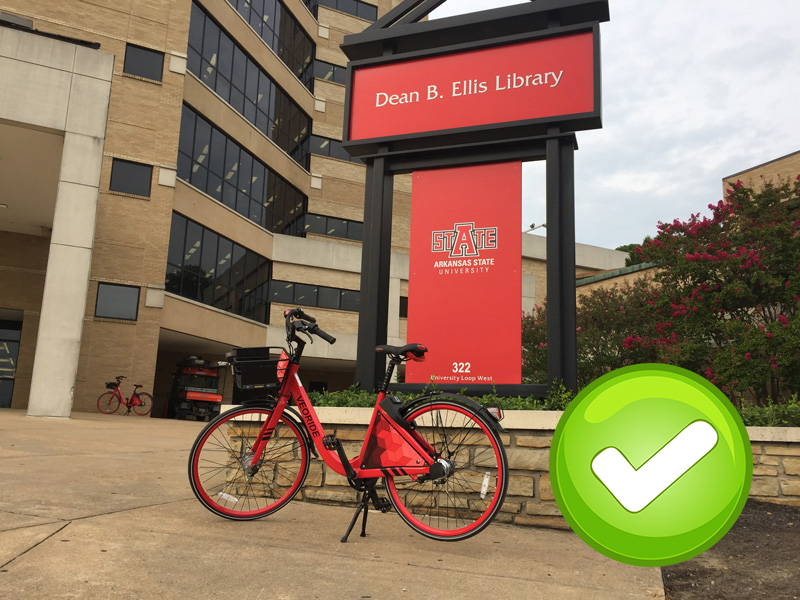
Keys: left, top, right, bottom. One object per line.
{"left": 284, "top": 308, "right": 336, "bottom": 345}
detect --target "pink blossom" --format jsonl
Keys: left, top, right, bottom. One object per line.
{"left": 745, "top": 352, "right": 752, "bottom": 360}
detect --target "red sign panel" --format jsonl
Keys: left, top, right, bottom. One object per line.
{"left": 348, "top": 32, "right": 595, "bottom": 142}
{"left": 406, "top": 162, "right": 522, "bottom": 385}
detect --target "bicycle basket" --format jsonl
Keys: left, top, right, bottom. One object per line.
{"left": 105, "top": 381, "right": 117, "bottom": 390}
{"left": 229, "top": 347, "right": 288, "bottom": 404}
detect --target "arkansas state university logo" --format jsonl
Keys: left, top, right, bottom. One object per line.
{"left": 431, "top": 222, "right": 498, "bottom": 258}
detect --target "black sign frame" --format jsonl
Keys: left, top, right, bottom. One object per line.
{"left": 341, "top": 0, "right": 610, "bottom": 396}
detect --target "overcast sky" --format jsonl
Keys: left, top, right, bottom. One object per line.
{"left": 428, "top": 0, "right": 800, "bottom": 249}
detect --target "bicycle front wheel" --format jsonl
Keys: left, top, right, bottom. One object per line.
{"left": 132, "top": 392, "right": 152, "bottom": 416}
{"left": 188, "top": 406, "right": 309, "bottom": 520}
{"left": 385, "top": 400, "right": 508, "bottom": 541}
{"left": 97, "top": 392, "right": 120, "bottom": 414}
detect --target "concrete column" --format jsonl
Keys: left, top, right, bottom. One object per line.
{"left": 24, "top": 42, "right": 114, "bottom": 417}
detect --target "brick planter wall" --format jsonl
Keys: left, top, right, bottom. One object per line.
{"left": 291, "top": 408, "right": 800, "bottom": 528}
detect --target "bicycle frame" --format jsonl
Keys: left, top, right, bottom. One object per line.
{"left": 246, "top": 360, "right": 438, "bottom": 481}
{"left": 111, "top": 384, "right": 142, "bottom": 408}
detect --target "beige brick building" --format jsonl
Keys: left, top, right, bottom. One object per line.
{"left": 0, "top": 0, "right": 625, "bottom": 417}
{"left": 724, "top": 149, "right": 800, "bottom": 191}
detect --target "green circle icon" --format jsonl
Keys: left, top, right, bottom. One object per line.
{"left": 550, "top": 364, "right": 752, "bottom": 567}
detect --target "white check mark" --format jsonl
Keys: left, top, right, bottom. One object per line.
{"left": 591, "top": 421, "right": 718, "bottom": 513}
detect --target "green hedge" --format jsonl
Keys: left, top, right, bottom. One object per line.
{"left": 307, "top": 388, "right": 800, "bottom": 427}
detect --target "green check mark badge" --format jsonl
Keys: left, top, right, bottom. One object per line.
{"left": 591, "top": 420, "right": 718, "bottom": 513}
{"left": 550, "top": 365, "right": 752, "bottom": 567}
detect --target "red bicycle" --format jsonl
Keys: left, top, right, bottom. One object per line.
{"left": 97, "top": 376, "right": 153, "bottom": 416}
{"left": 188, "top": 308, "right": 509, "bottom": 542}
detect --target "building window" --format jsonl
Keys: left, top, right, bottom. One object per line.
{"left": 95, "top": 283, "right": 140, "bottom": 321}
{"left": 270, "top": 280, "right": 360, "bottom": 312}
{"left": 399, "top": 296, "right": 408, "bottom": 318}
{"left": 109, "top": 159, "right": 153, "bottom": 197}
{"left": 313, "top": 59, "right": 346, "bottom": 85}
{"left": 123, "top": 44, "right": 164, "bottom": 81}
{"left": 177, "top": 105, "right": 307, "bottom": 237}
{"left": 302, "top": 213, "right": 363, "bottom": 241}
{"left": 166, "top": 213, "right": 271, "bottom": 324}
{"left": 303, "top": 0, "right": 377, "bottom": 21}
{"left": 187, "top": 3, "right": 311, "bottom": 169}
{"left": 226, "top": 0, "right": 315, "bottom": 91}
{"left": 310, "top": 135, "right": 362, "bottom": 164}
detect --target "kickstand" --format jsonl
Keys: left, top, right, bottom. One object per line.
{"left": 341, "top": 490, "right": 370, "bottom": 543}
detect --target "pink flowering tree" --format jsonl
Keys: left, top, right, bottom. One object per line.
{"left": 522, "top": 176, "right": 800, "bottom": 404}
{"left": 522, "top": 282, "right": 668, "bottom": 388}
{"left": 637, "top": 176, "right": 800, "bottom": 404}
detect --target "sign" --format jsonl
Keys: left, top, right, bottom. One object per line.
{"left": 347, "top": 30, "right": 596, "bottom": 144}
{"left": 405, "top": 162, "right": 522, "bottom": 385}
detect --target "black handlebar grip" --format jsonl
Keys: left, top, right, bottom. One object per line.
{"left": 310, "top": 324, "right": 336, "bottom": 344}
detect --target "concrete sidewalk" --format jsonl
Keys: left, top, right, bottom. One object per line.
{"left": 0, "top": 410, "right": 664, "bottom": 599}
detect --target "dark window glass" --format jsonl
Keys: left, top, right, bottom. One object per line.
{"left": 269, "top": 280, "right": 360, "bottom": 312}
{"left": 302, "top": 213, "right": 363, "bottom": 241}
{"left": 338, "top": 0, "right": 357, "bottom": 17}
{"left": 230, "top": 244, "right": 247, "bottom": 294}
{"left": 165, "top": 213, "right": 271, "bottom": 323}
{"left": 165, "top": 263, "right": 181, "bottom": 294}
{"left": 348, "top": 221, "right": 363, "bottom": 241}
{"left": 271, "top": 281, "right": 294, "bottom": 304}
{"left": 187, "top": 3, "right": 310, "bottom": 169}
{"left": 218, "top": 34, "right": 234, "bottom": 81}
{"left": 95, "top": 283, "right": 140, "bottom": 321}
{"left": 110, "top": 159, "right": 152, "bottom": 197}
{"left": 357, "top": 1, "right": 377, "bottom": 20}
{"left": 318, "top": 287, "right": 340, "bottom": 309}
{"left": 184, "top": 221, "right": 202, "bottom": 268}
{"left": 310, "top": 135, "right": 362, "bottom": 164}
{"left": 176, "top": 105, "right": 307, "bottom": 236}
{"left": 227, "top": 0, "right": 315, "bottom": 91}
{"left": 326, "top": 218, "right": 347, "bottom": 238}
{"left": 216, "top": 237, "right": 233, "bottom": 290}
{"left": 308, "top": 0, "right": 377, "bottom": 21}
{"left": 313, "top": 60, "right": 346, "bottom": 85}
{"left": 188, "top": 3, "right": 205, "bottom": 53}
{"left": 178, "top": 105, "right": 196, "bottom": 159}
{"left": 209, "top": 128, "right": 226, "bottom": 177}
{"left": 340, "top": 289, "right": 359, "bottom": 312}
{"left": 304, "top": 214, "right": 326, "bottom": 234}
{"left": 294, "top": 283, "right": 318, "bottom": 306}
{"left": 399, "top": 296, "right": 408, "bottom": 319}
{"left": 167, "top": 213, "right": 187, "bottom": 266}
{"left": 124, "top": 44, "right": 164, "bottom": 81}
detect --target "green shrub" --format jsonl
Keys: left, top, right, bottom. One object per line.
{"left": 738, "top": 394, "right": 800, "bottom": 427}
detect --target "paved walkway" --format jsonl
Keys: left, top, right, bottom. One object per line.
{"left": 0, "top": 410, "right": 665, "bottom": 599}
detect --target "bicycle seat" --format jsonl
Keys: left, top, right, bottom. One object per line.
{"left": 376, "top": 343, "right": 427, "bottom": 362}
{"left": 133, "top": 384, "right": 143, "bottom": 389}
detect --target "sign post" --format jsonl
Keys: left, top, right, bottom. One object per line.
{"left": 343, "top": 0, "right": 609, "bottom": 395}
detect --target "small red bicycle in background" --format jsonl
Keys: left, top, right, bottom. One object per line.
{"left": 188, "top": 308, "right": 509, "bottom": 542}
{"left": 97, "top": 376, "right": 153, "bottom": 416}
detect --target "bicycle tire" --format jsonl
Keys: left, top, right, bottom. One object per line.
{"left": 188, "top": 406, "right": 309, "bottom": 520}
{"left": 97, "top": 391, "right": 120, "bottom": 414}
{"left": 385, "top": 399, "right": 508, "bottom": 541}
{"left": 132, "top": 392, "right": 152, "bottom": 416}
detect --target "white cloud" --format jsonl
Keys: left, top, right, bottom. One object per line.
{"left": 428, "top": 0, "right": 800, "bottom": 249}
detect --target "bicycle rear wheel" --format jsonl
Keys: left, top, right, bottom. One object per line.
{"left": 132, "top": 392, "right": 152, "bottom": 416}
{"left": 97, "top": 392, "right": 120, "bottom": 414}
{"left": 188, "top": 406, "right": 309, "bottom": 520}
{"left": 385, "top": 400, "right": 508, "bottom": 541}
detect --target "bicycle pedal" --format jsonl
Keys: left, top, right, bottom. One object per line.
{"left": 373, "top": 496, "right": 392, "bottom": 513}
{"left": 322, "top": 434, "right": 342, "bottom": 451}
